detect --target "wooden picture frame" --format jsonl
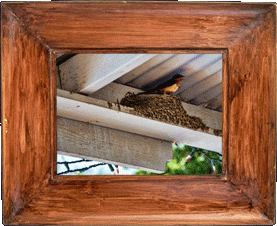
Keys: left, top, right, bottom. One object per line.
{"left": 1, "top": 2, "right": 276, "bottom": 225}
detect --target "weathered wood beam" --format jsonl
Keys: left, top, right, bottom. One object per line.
{"left": 57, "top": 116, "right": 172, "bottom": 173}
{"left": 57, "top": 88, "right": 222, "bottom": 153}
{"left": 58, "top": 54, "right": 156, "bottom": 93}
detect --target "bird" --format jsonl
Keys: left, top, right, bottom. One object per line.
{"left": 137, "top": 74, "right": 184, "bottom": 95}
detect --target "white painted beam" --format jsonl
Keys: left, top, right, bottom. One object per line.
{"left": 90, "top": 82, "right": 141, "bottom": 104}
{"left": 57, "top": 89, "right": 222, "bottom": 153}
{"left": 90, "top": 82, "right": 222, "bottom": 131}
{"left": 58, "top": 54, "right": 156, "bottom": 93}
{"left": 57, "top": 116, "right": 172, "bottom": 173}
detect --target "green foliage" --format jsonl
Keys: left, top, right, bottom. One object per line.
{"left": 135, "top": 144, "right": 222, "bottom": 175}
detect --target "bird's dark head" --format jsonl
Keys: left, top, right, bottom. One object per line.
{"left": 172, "top": 74, "right": 184, "bottom": 81}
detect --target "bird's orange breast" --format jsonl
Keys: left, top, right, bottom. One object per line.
{"left": 160, "top": 83, "right": 180, "bottom": 93}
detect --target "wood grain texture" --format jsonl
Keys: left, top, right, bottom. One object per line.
{"left": 5, "top": 2, "right": 274, "bottom": 49}
{"left": 13, "top": 177, "right": 270, "bottom": 225}
{"left": 50, "top": 52, "right": 58, "bottom": 179}
{"left": 1, "top": 5, "right": 51, "bottom": 224}
{"left": 1, "top": 2, "right": 276, "bottom": 225}
{"left": 228, "top": 8, "right": 276, "bottom": 221}
{"left": 57, "top": 116, "right": 172, "bottom": 173}
{"left": 222, "top": 53, "right": 229, "bottom": 177}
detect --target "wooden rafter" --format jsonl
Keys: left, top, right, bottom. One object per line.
{"left": 59, "top": 53, "right": 157, "bottom": 93}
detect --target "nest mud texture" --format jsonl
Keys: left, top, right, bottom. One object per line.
{"left": 120, "top": 92, "right": 209, "bottom": 132}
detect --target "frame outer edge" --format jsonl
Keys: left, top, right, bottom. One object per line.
{"left": 1, "top": 4, "right": 52, "bottom": 224}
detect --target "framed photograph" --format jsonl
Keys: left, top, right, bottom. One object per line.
{"left": 2, "top": 2, "right": 276, "bottom": 225}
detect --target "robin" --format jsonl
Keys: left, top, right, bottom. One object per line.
{"left": 137, "top": 74, "right": 184, "bottom": 95}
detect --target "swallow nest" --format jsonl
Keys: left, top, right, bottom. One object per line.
{"left": 120, "top": 92, "right": 209, "bottom": 132}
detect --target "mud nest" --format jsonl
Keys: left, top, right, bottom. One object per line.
{"left": 213, "top": 129, "right": 223, "bottom": 136}
{"left": 120, "top": 92, "right": 210, "bottom": 132}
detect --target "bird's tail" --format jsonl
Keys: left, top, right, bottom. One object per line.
{"left": 136, "top": 91, "right": 147, "bottom": 95}
{"left": 136, "top": 90, "right": 157, "bottom": 95}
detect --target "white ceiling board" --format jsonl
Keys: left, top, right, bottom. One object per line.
{"left": 190, "top": 83, "right": 222, "bottom": 106}
{"left": 58, "top": 53, "right": 223, "bottom": 112}
{"left": 117, "top": 54, "right": 175, "bottom": 84}
{"left": 59, "top": 54, "right": 157, "bottom": 93}
{"left": 129, "top": 54, "right": 200, "bottom": 88}
{"left": 180, "top": 54, "right": 222, "bottom": 77}
{"left": 179, "top": 70, "right": 222, "bottom": 101}
{"left": 176, "top": 58, "right": 222, "bottom": 93}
